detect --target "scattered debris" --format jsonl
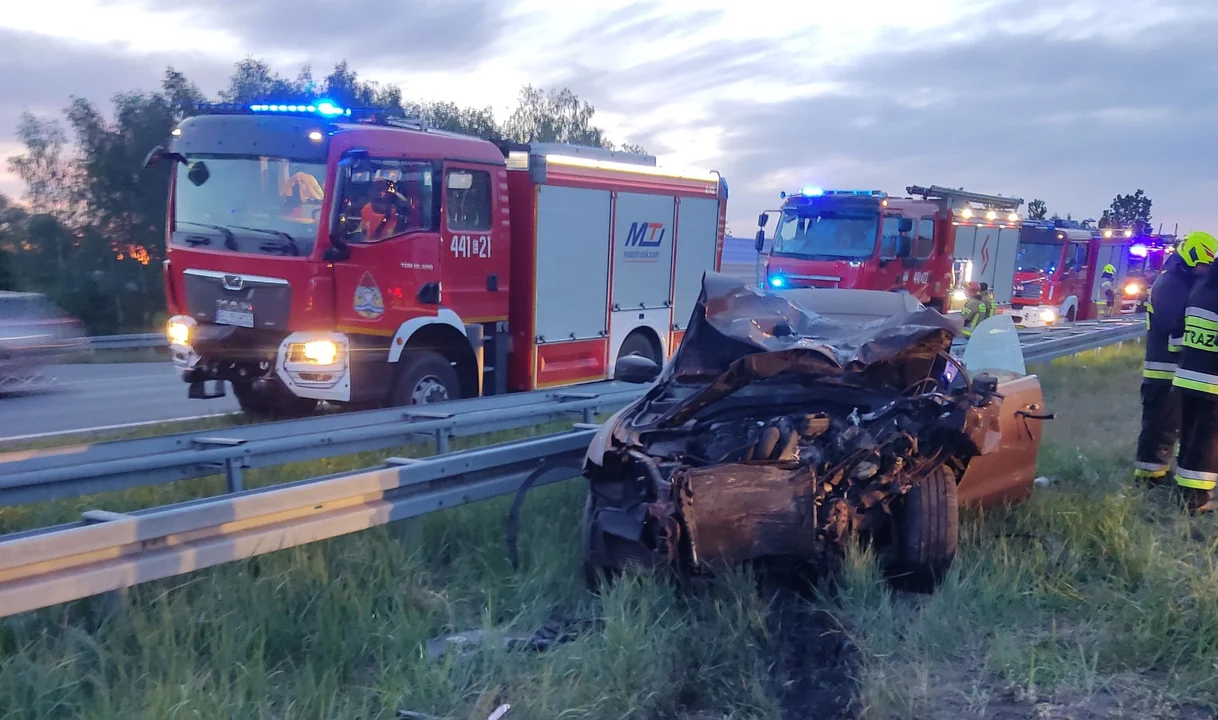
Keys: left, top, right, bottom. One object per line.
{"left": 425, "top": 614, "right": 600, "bottom": 662}
{"left": 397, "top": 704, "right": 511, "bottom": 720}
{"left": 1034, "top": 475, "right": 1054, "bottom": 486}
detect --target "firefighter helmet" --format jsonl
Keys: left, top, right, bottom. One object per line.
{"left": 1179, "top": 231, "right": 1218, "bottom": 267}
{"left": 966, "top": 281, "right": 981, "bottom": 294}
{"left": 1103, "top": 263, "right": 1116, "bottom": 276}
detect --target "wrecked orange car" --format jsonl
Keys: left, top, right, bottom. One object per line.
{"left": 581, "top": 272, "right": 1049, "bottom": 592}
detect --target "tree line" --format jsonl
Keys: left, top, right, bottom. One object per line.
{"left": 0, "top": 59, "right": 645, "bottom": 334}
{"left": 1025, "top": 190, "right": 1158, "bottom": 232}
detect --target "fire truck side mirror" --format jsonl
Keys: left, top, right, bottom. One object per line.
{"left": 142, "top": 145, "right": 187, "bottom": 170}
{"left": 758, "top": 212, "right": 769, "bottom": 228}
{"left": 754, "top": 229, "right": 766, "bottom": 253}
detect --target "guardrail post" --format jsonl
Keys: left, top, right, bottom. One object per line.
{"left": 224, "top": 459, "right": 245, "bottom": 493}
{"left": 555, "top": 392, "right": 598, "bottom": 424}
{"left": 192, "top": 437, "right": 249, "bottom": 494}
{"left": 402, "top": 411, "right": 455, "bottom": 456}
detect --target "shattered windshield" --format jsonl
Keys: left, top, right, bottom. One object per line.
{"left": 172, "top": 155, "right": 327, "bottom": 256}
{"left": 771, "top": 209, "right": 879, "bottom": 259}
{"left": 1015, "top": 242, "right": 1063, "bottom": 274}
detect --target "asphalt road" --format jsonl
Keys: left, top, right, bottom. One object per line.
{"left": 0, "top": 363, "right": 238, "bottom": 441}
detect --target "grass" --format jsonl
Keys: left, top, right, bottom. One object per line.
{"left": 2, "top": 340, "right": 1216, "bottom": 718}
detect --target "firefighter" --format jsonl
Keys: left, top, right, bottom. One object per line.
{"left": 1099, "top": 263, "right": 1117, "bottom": 317}
{"left": 1134, "top": 236, "right": 1212, "bottom": 485}
{"left": 959, "top": 281, "right": 991, "bottom": 338}
{"left": 1172, "top": 231, "right": 1218, "bottom": 512}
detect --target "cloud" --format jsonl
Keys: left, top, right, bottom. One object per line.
{"left": 0, "top": 27, "right": 231, "bottom": 126}
{"left": 116, "top": 0, "right": 511, "bottom": 72}
{"left": 692, "top": 2, "right": 1218, "bottom": 231}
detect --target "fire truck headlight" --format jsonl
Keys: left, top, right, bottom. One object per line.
{"left": 1124, "top": 282, "right": 1141, "bottom": 296}
{"left": 166, "top": 317, "right": 194, "bottom": 346}
{"left": 300, "top": 340, "right": 340, "bottom": 365}
{"left": 1039, "top": 308, "right": 1057, "bottom": 323}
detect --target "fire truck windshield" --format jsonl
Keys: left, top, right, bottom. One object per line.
{"left": 1015, "top": 242, "right": 1063, "bottom": 274}
{"left": 771, "top": 209, "right": 878, "bottom": 259}
{"left": 172, "top": 155, "right": 327, "bottom": 256}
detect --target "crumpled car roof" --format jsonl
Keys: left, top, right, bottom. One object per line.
{"left": 663, "top": 271, "right": 962, "bottom": 384}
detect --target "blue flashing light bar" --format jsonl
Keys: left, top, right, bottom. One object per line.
{"left": 248, "top": 101, "right": 352, "bottom": 117}
{"left": 780, "top": 188, "right": 886, "bottom": 199}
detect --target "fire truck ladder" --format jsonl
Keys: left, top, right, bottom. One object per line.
{"left": 906, "top": 185, "right": 1024, "bottom": 211}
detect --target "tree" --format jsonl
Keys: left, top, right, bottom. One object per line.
{"left": 1026, "top": 198, "right": 1047, "bottom": 220}
{"left": 1099, "top": 189, "right": 1152, "bottom": 231}
{"left": 6, "top": 113, "right": 79, "bottom": 220}
{"left": 219, "top": 57, "right": 311, "bottom": 105}
{"left": 617, "top": 142, "right": 649, "bottom": 156}
{"left": 503, "top": 86, "right": 614, "bottom": 146}
{"left": 3, "top": 59, "right": 644, "bottom": 332}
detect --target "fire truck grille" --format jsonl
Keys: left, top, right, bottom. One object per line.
{"left": 183, "top": 271, "right": 292, "bottom": 331}
{"left": 1015, "top": 281, "right": 1042, "bottom": 299}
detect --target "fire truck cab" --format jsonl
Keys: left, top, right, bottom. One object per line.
{"left": 757, "top": 184, "right": 1022, "bottom": 312}
{"left": 147, "top": 102, "right": 727, "bottom": 418}
{"left": 1008, "top": 222, "right": 1136, "bottom": 327}
{"left": 1121, "top": 234, "right": 1175, "bottom": 313}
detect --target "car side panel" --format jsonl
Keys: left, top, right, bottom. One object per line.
{"left": 957, "top": 373, "right": 1046, "bottom": 507}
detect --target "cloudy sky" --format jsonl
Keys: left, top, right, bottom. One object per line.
{"left": 1, "top": 0, "right": 1215, "bottom": 234}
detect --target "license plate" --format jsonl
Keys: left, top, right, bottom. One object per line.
{"left": 215, "top": 300, "right": 254, "bottom": 328}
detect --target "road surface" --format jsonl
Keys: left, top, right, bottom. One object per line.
{"left": 0, "top": 363, "right": 238, "bottom": 440}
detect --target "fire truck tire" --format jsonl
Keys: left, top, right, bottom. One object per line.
{"left": 231, "top": 380, "right": 317, "bottom": 420}
{"left": 616, "top": 330, "right": 661, "bottom": 365}
{"left": 390, "top": 350, "right": 461, "bottom": 406}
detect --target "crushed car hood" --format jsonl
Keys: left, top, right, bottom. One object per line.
{"left": 648, "top": 272, "right": 962, "bottom": 427}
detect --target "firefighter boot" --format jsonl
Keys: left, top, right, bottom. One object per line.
{"left": 1178, "top": 487, "right": 1218, "bottom": 514}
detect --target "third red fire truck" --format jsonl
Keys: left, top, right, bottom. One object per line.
{"left": 146, "top": 102, "right": 728, "bottom": 417}
{"left": 1008, "top": 221, "right": 1137, "bottom": 327}
{"left": 755, "top": 184, "right": 1023, "bottom": 312}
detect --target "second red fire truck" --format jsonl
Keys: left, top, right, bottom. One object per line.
{"left": 755, "top": 184, "right": 1024, "bottom": 312}
{"left": 146, "top": 102, "right": 728, "bottom": 417}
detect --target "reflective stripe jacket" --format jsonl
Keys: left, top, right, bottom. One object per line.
{"left": 1145, "top": 253, "right": 1194, "bottom": 382}
{"left": 1175, "top": 264, "right": 1218, "bottom": 396}
{"left": 960, "top": 297, "right": 990, "bottom": 336}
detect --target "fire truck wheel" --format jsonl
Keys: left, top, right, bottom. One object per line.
{"left": 616, "top": 331, "right": 661, "bottom": 366}
{"left": 231, "top": 380, "right": 317, "bottom": 420}
{"left": 391, "top": 350, "right": 461, "bottom": 406}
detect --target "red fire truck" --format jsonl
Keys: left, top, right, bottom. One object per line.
{"left": 1120, "top": 233, "right": 1176, "bottom": 313}
{"left": 1007, "top": 221, "right": 1135, "bottom": 327}
{"left": 145, "top": 103, "right": 728, "bottom": 417}
{"left": 755, "top": 184, "right": 1023, "bottom": 312}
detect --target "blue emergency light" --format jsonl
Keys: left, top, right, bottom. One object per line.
{"left": 248, "top": 100, "right": 352, "bottom": 117}
{"left": 780, "top": 187, "right": 886, "bottom": 199}
{"left": 770, "top": 275, "right": 785, "bottom": 288}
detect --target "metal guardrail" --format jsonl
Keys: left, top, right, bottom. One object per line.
{"left": 0, "top": 317, "right": 1146, "bottom": 619}
{"left": 0, "top": 429, "right": 595, "bottom": 618}
{"left": 1, "top": 319, "right": 1145, "bottom": 509}
{"left": 0, "top": 381, "right": 638, "bottom": 506}
{"left": 88, "top": 333, "right": 165, "bottom": 350}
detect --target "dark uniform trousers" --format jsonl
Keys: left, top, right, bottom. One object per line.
{"left": 1135, "top": 254, "right": 1195, "bottom": 481}
{"left": 1174, "top": 300, "right": 1218, "bottom": 493}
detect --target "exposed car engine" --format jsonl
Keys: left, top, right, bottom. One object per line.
{"left": 580, "top": 272, "right": 1035, "bottom": 593}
